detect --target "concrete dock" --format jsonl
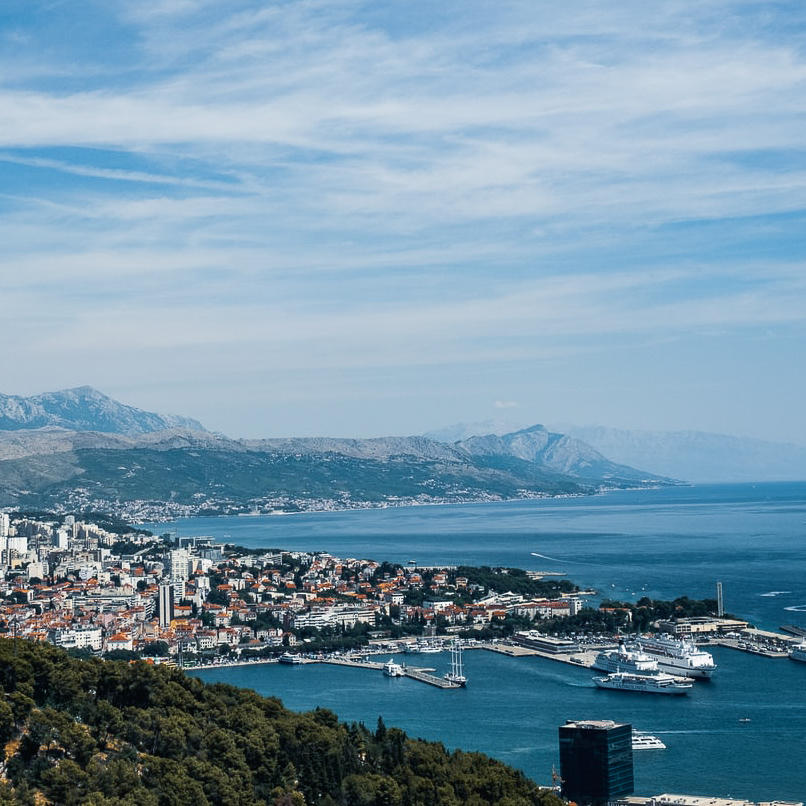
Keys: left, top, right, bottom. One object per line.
{"left": 403, "top": 668, "right": 463, "bottom": 689}
{"left": 320, "top": 656, "right": 462, "bottom": 688}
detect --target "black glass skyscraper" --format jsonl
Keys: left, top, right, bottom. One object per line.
{"left": 558, "top": 719, "right": 634, "bottom": 805}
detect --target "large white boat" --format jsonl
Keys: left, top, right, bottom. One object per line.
{"left": 592, "top": 643, "right": 659, "bottom": 675}
{"left": 789, "top": 643, "right": 806, "bottom": 663}
{"left": 627, "top": 635, "right": 717, "bottom": 679}
{"left": 632, "top": 731, "right": 666, "bottom": 750}
{"left": 383, "top": 659, "right": 405, "bottom": 677}
{"left": 444, "top": 641, "right": 467, "bottom": 687}
{"left": 593, "top": 671, "right": 693, "bottom": 695}
{"left": 404, "top": 640, "right": 442, "bottom": 654}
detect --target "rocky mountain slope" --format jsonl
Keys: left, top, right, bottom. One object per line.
{"left": 0, "top": 386, "right": 206, "bottom": 434}
{"left": 455, "top": 425, "right": 661, "bottom": 481}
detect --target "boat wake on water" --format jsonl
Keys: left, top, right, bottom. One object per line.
{"left": 760, "top": 590, "right": 792, "bottom": 597}
{"left": 530, "top": 550, "right": 604, "bottom": 566}
{"left": 529, "top": 551, "right": 600, "bottom": 565}
{"left": 530, "top": 552, "right": 565, "bottom": 562}
{"left": 783, "top": 604, "right": 806, "bottom": 612}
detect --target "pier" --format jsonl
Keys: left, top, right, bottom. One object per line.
{"left": 403, "top": 668, "right": 463, "bottom": 689}
{"left": 323, "top": 657, "right": 385, "bottom": 671}
{"left": 320, "top": 656, "right": 462, "bottom": 688}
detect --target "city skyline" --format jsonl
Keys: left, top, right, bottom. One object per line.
{"left": 2, "top": 2, "right": 806, "bottom": 445}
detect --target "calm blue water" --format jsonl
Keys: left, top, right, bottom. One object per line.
{"left": 145, "top": 482, "right": 806, "bottom": 800}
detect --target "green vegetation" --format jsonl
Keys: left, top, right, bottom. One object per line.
{"left": 541, "top": 596, "right": 720, "bottom": 635}
{"left": 452, "top": 567, "right": 576, "bottom": 599}
{"left": 0, "top": 445, "right": 589, "bottom": 512}
{"left": 0, "top": 638, "right": 563, "bottom": 806}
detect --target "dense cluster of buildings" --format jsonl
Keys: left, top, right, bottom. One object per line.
{"left": 0, "top": 512, "right": 581, "bottom": 661}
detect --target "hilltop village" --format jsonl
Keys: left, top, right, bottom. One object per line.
{"left": 0, "top": 511, "right": 589, "bottom": 662}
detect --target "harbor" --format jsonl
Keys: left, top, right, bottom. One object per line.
{"left": 190, "top": 634, "right": 806, "bottom": 803}
{"left": 180, "top": 481, "right": 806, "bottom": 802}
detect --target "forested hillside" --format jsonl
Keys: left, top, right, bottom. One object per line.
{"left": 0, "top": 639, "right": 563, "bottom": 805}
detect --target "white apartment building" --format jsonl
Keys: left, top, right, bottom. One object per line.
{"left": 49, "top": 625, "right": 103, "bottom": 652}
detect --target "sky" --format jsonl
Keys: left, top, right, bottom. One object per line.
{"left": 2, "top": 1, "right": 806, "bottom": 444}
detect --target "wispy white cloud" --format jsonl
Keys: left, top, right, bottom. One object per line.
{"left": 1, "top": 1, "right": 805, "bottom": 439}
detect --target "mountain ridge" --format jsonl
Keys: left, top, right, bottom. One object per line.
{"left": 0, "top": 424, "right": 675, "bottom": 517}
{"left": 0, "top": 386, "right": 206, "bottom": 435}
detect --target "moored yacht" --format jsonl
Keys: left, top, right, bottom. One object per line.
{"left": 383, "top": 659, "right": 405, "bottom": 677}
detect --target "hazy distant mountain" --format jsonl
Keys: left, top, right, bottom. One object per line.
{"left": 553, "top": 425, "right": 806, "bottom": 483}
{"left": 454, "top": 425, "right": 668, "bottom": 483}
{"left": 424, "top": 420, "right": 526, "bottom": 442}
{"left": 0, "top": 387, "right": 207, "bottom": 435}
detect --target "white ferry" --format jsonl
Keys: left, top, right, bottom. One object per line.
{"left": 592, "top": 643, "right": 659, "bottom": 675}
{"left": 278, "top": 652, "right": 304, "bottom": 664}
{"left": 627, "top": 635, "right": 716, "bottom": 679}
{"left": 383, "top": 659, "right": 405, "bottom": 677}
{"left": 593, "top": 671, "right": 693, "bottom": 695}
{"left": 789, "top": 643, "right": 806, "bottom": 663}
{"left": 632, "top": 731, "right": 666, "bottom": 750}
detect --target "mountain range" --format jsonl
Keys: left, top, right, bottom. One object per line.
{"left": 427, "top": 419, "right": 806, "bottom": 484}
{"left": 0, "top": 386, "right": 205, "bottom": 434}
{"left": 553, "top": 424, "right": 806, "bottom": 483}
{"left": 0, "top": 388, "right": 672, "bottom": 516}
{"left": 2, "top": 387, "right": 802, "bottom": 518}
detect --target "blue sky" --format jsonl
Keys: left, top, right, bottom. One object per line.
{"left": 2, "top": 1, "right": 806, "bottom": 443}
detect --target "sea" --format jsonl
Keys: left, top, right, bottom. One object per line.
{"left": 141, "top": 482, "right": 806, "bottom": 801}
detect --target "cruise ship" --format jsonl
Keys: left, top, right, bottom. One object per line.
{"left": 593, "top": 671, "right": 693, "bottom": 695}
{"left": 592, "top": 642, "right": 659, "bottom": 675}
{"left": 627, "top": 635, "right": 717, "bottom": 679}
{"left": 789, "top": 642, "right": 806, "bottom": 663}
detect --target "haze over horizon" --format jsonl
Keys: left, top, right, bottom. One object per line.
{"left": 3, "top": 2, "right": 806, "bottom": 446}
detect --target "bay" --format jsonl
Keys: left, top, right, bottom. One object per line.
{"left": 144, "top": 482, "right": 806, "bottom": 800}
